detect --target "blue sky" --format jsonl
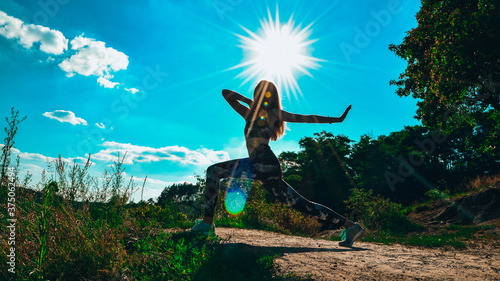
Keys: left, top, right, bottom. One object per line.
{"left": 0, "top": 0, "right": 421, "bottom": 201}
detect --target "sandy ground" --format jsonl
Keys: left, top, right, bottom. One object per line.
{"left": 215, "top": 227, "right": 500, "bottom": 281}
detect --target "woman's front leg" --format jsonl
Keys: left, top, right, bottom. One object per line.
{"left": 202, "top": 158, "right": 252, "bottom": 224}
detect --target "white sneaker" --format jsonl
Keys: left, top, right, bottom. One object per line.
{"left": 339, "top": 223, "right": 365, "bottom": 247}
{"left": 191, "top": 219, "right": 215, "bottom": 236}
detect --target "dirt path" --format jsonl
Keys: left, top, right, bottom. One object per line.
{"left": 214, "top": 227, "right": 500, "bottom": 281}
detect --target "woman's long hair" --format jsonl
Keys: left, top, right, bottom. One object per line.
{"left": 247, "top": 80, "right": 285, "bottom": 141}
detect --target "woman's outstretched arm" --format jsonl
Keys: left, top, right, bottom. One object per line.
{"left": 222, "top": 89, "right": 252, "bottom": 118}
{"left": 280, "top": 105, "right": 352, "bottom": 124}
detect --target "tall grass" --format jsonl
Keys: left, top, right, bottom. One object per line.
{"left": 0, "top": 152, "right": 190, "bottom": 280}
{"left": 0, "top": 151, "right": 311, "bottom": 280}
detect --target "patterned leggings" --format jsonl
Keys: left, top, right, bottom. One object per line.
{"left": 203, "top": 144, "right": 346, "bottom": 229}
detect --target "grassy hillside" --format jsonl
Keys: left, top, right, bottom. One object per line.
{"left": 1, "top": 156, "right": 499, "bottom": 280}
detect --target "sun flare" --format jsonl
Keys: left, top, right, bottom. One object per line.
{"left": 232, "top": 8, "right": 323, "bottom": 99}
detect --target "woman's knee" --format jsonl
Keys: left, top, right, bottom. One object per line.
{"left": 206, "top": 165, "right": 216, "bottom": 177}
{"left": 206, "top": 164, "right": 225, "bottom": 179}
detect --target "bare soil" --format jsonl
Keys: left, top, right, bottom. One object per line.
{"left": 215, "top": 227, "right": 500, "bottom": 281}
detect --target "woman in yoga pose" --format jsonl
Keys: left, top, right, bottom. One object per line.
{"left": 192, "top": 80, "right": 364, "bottom": 247}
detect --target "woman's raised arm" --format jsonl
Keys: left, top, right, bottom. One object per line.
{"left": 222, "top": 89, "right": 252, "bottom": 118}
{"left": 280, "top": 105, "right": 352, "bottom": 124}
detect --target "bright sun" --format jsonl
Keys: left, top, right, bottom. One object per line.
{"left": 232, "top": 8, "right": 323, "bottom": 99}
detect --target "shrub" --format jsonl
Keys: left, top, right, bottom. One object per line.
{"left": 344, "top": 188, "right": 423, "bottom": 233}
{"left": 214, "top": 181, "right": 321, "bottom": 237}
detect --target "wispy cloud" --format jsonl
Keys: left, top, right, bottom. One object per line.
{"left": 131, "top": 176, "right": 196, "bottom": 201}
{"left": 0, "top": 144, "right": 91, "bottom": 165}
{"left": 0, "top": 10, "right": 68, "bottom": 55}
{"left": 17, "top": 151, "right": 90, "bottom": 165}
{"left": 92, "top": 141, "right": 230, "bottom": 165}
{"left": 125, "top": 88, "right": 139, "bottom": 94}
{"left": 58, "top": 35, "right": 128, "bottom": 89}
{"left": 133, "top": 176, "right": 193, "bottom": 188}
{"left": 43, "top": 110, "right": 88, "bottom": 125}
{"left": 19, "top": 163, "right": 44, "bottom": 173}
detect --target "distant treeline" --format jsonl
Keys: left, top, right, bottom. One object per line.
{"left": 278, "top": 126, "right": 499, "bottom": 213}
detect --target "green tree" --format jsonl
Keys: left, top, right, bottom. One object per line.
{"left": 280, "top": 131, "right": 354, "bottom": 212}
{"left": 157, "top": 182, "right": 203, "bottom": 217}
{"left": 374, "top": 126, "right": 448, "bottom": 202}
{"left": 389, "top": 0, "right": 499, "bottom": 163}
{"left": 349, "top": 134, "right": 394, "bottom": 196}
{"left": 157, "top": 182, "right": 201, "bottom": 206}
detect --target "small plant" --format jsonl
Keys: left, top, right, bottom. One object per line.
{"left": 424, "top": 189, "right": 448, "bottom": 200}
{"left": 33, "top": 181, "right": 58, "bottom": 280}
{"left": 0, "top": 107, "right": 27, "bottom": 185}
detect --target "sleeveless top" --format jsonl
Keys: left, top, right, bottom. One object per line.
{"left": 244, "top": 119, "right": 278, "bottom": 140}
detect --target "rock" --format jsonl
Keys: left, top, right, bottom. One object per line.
{"left": 435, "top": 187, "right": 500, "bottom": 225}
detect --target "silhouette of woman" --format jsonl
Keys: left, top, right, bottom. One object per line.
{"left": 192, "top": 80, "right": 364, "bottom": 247}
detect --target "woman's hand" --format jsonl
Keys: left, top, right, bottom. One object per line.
{"left": 339, "top": 105, "right": 352, "bottom": 122}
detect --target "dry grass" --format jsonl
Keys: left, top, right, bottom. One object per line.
{"left": 465, "top": 172, "right": 500, "bottom": 191}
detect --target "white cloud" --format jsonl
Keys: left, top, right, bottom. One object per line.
{"left": 0, "top": 11, "right": 68, "bottom": 55}
{"left": 1, "top": 146, "right": 92, "bottom": 166}
{"left": 43, "top": 110, "right": 88, "bottom": 125}
{"left": 95, "top": 122, "right": 106, "bottom": 129}
{"left": 19, "top": 163, "right": 44, "bottom": 173}
{"left": 131, "top": 176, "right": 197, "bottom": 202}
{"left": 0, "top": 146, "right": 94, "bottom": 189}
{"left": 92, "top": 141, "right": 230, "bottom": 165}
{"left": 0, "top": 144, "right": 21, "bottom": 154}
{"left": 0, "top": 12, "right": 136, "bottom": 91}
{"left": 222, "top": 137, "right": 248, "bottom": 159}
{"left": 17, "top": 151, "right": 89, "bottom": 164}
{"left": 134, "top": 176, "right": 190, "bottom": 188}
{"left": 125, "top": 87, "right": 139, "bottom": 94}
{"left": 58, "top": 35, "right": 129, "bottom": 85}
{"left": 97, "top": 75, "right": 120, "bottom": 88}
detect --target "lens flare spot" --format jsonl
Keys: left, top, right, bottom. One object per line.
{"left": 264, "top": 101, "right": 269, "bottom": 107}
{"left": 265, "top": 91, "right": 272, "bottom": 98}
{"left": 225, "top": 190, "right": 247, "bottom": 215}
